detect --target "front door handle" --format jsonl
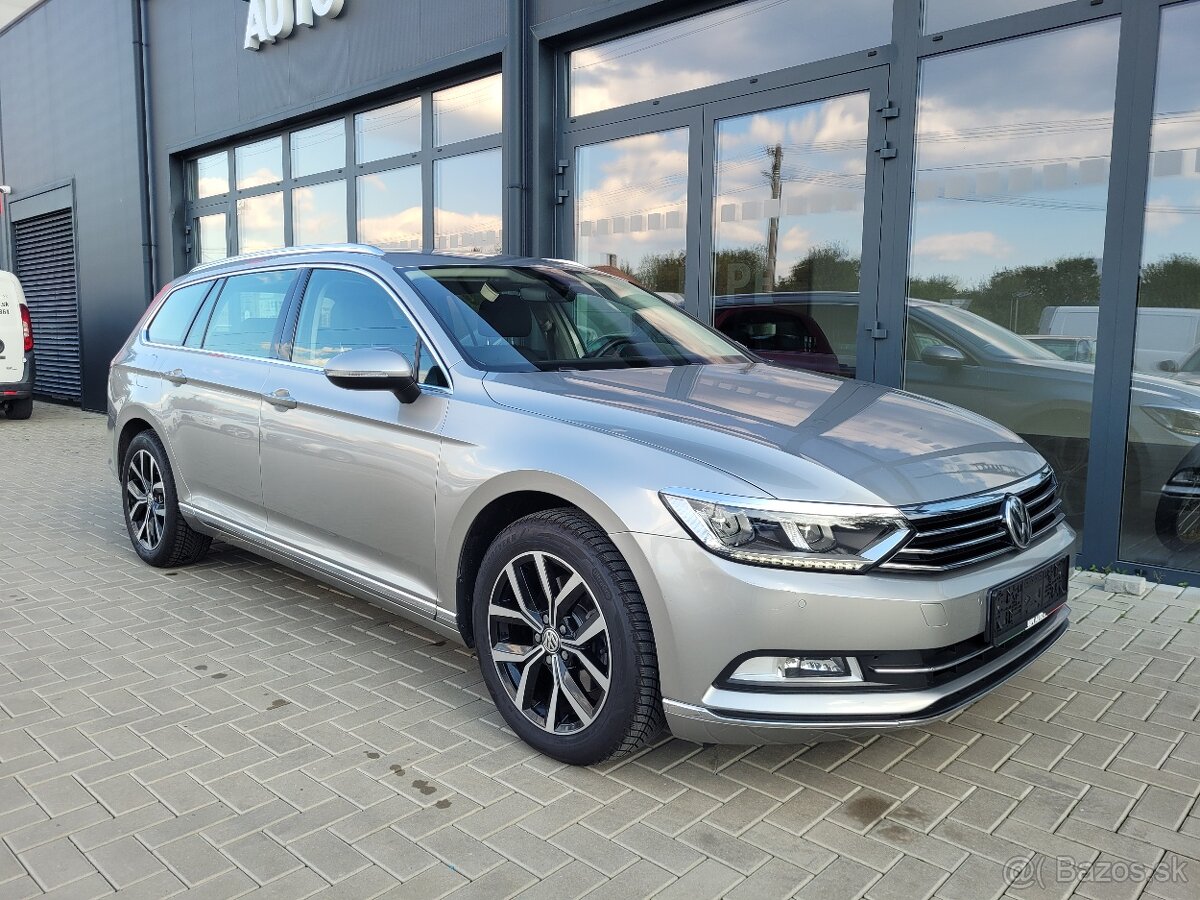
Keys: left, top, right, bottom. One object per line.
{"left": 264, "top": 389, "right": 298, "bottom": 410}
{"left": 164, "top": 369, "right": 188, "bottom": 386}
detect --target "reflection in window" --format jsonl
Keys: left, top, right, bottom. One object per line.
{"left": 237, "top": 192, "right": 284, "bottom": 252}
{"left": 923, "top": 0, "right": 1072, "bottom": 33}
{"left": 193, "top": 152, "right": 229, "bottom": 199}
{"left": 434, "top": 148, "right": 502, "bottom": 254}
{"left": 1121, "top": 1, "right": 1200, "bottom": 571}
{"left": 433, "top": 73, "right": 502, "bottom": 146}
{"left": 569, "top": 0, "right": 891, "bottom": 117}
{"left": 291, "top": 120, "right": 346, "bottom": 179}
{"left": 903, "top": 20, "right": 1119, "bottom": 540}
{"left": 575, "top": 129, "right": 688, "bottom": 296}
{"left": 196, "top": 213, "right": 228, "bottom": 264}
{"left": 358, "top": 166, "right": 422, "bottom": 250}
{"left": 293, "top": 180, "right": 348, "bottom": 246}
{"left": 711, "top": 93, "right": 870, "bottom": 377}
{"left": 236, "top": 137, "right": 283, "bottom": 190}
{"left": 356, "top": 98, "right": 422, "bottom": 164}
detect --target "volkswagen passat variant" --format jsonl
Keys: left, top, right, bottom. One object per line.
{"left": 108, "top": 245, "right": 1072, "bottom": 764}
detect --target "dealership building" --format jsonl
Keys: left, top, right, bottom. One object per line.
{"left": 1, "top": 0, "right": 1199, "bottom": 579}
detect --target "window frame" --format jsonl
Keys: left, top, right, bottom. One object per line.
{"left": 143, "top": 279, "right": 219, "bottom": 348}
{"left": 182, "top": 70, "right": 503, "bottom": 267}
{"left": 275, "top": 264, "right": 454, "bottom": 393}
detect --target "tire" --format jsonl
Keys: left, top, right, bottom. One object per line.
{"left": 4, "top": 398, "right": 32, "bottom": 420}
{"left": 121, "top": 430, "right": 211, "bottom": 568}
{"left": 473, "top": 508, "right": 664, "bottom": 765}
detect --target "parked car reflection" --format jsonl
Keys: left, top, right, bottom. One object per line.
{"left": 1023, "top": 335, "right": 1096, "bottom": 363}
{"left": 715, "top": 293, "right": 1200, "bottom": 548}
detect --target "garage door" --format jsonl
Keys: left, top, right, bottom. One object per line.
{"left": 12, "top": 209, "right": 81, "bottom": 401}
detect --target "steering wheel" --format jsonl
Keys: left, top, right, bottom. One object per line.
{"left": 584, "top": 335, "right": 636, "bottom": 358}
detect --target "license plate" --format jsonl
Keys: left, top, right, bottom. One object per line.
{"left": 987, "top": 555, "right": 1069, "bottom": 645}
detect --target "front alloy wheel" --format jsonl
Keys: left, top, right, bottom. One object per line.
{"left": 487, "top": 551, "right": 611, "bottom": 734}
{"left": 473, "top": 509, "right": 664, "bottom": 765}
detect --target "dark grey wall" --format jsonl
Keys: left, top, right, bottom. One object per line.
{"left": 0, "top": 0, "right": 146, "bottom": 412}
{"left": 146, "top": 0, "right": 507, "bottom": 287}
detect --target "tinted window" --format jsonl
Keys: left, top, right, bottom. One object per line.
{"left": 403, "top": 265, "right": 746, "bottom": 372}
{"left": 292, "top": 270, "right": 418, "bottom": 369}
{"left": 201, "top": 270, "right": 296, "bottom": 359}
{"left": 147, "top": 282, "right": 212, "bottom": 346}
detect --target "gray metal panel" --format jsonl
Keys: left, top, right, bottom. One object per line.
{"left": 13, "top": 209, "right": 81, "bottom": 400}
{"left": 0, "top": 0, "right": 146, "bottom": 411}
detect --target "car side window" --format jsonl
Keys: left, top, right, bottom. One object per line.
{"left": 291, "top": 270, "right": 420, "bottom": 371}
{"left": 147, "top": 281, "right": 212, "bottom": 346}
{"left": 200, "top": 270, "right": 297, "bottom": 359}
{"left": 906, "top": 320, "right": 957, "bottom": 361}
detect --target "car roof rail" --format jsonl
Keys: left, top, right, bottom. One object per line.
{"left": 188, "top": 243, "right": 386, "bottom": 274}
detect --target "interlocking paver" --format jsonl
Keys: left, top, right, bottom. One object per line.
{"left": 2, "top": 403, "right": 1198, "bottom": 898}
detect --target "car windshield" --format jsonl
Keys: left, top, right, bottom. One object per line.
{"left": 401, "top": 265, "right": 749, "bottom": 372}
{"left": 918, "top": 302, "right": 1061, "bottom": 361}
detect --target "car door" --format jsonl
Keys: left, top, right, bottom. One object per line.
{"left": 158, "top": 268, "right": 299, "bottom": 530}
{"left": 258, "top": 267, "right": 448, "bottom": 616}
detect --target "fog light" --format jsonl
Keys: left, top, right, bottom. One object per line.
{"left": 728, "top": 654, "right": 861, "bottom": 685}
{"left": 780, "top": 656, "right": 849, "bottom": 678}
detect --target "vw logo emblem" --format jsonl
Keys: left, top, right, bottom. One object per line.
{"left": 1002, "top": 495, "right": 1032, "bottom": 549}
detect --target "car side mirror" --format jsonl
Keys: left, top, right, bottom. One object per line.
{"left": 324, "top": 348, "right": 421, "bottom": 404}
{"left": 1159, "top": 359, "right": 1180, "bottom": 373}
{"left": 920, "top": 344, "right": 966, "bottom": 367}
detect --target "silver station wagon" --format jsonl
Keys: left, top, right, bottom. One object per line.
{"left": 108, "top": 244, "right": 1073, "bottom": 764}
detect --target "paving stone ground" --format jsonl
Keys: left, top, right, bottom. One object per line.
{"left": 1, "top": 402, "right": 1199, "bottom": 899}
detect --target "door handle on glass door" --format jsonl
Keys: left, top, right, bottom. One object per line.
{"left": 264, "top": 389, "right": 298, "bottom": 410}
{"left": 164, "top": 369, "right": 187, "bottom": 386}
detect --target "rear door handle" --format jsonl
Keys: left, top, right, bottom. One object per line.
{"left": 264, "top": 389, "right": 298, "bottom": 410}
{"left": 164, "top": 369, "right": 188, "bottom": 386}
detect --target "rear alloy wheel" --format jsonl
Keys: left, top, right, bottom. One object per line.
{"left": 122, "top": 431, "right": 211, "bottom": 568}
{"left": 474, "top": 509, "right": 664, "bottom": 764}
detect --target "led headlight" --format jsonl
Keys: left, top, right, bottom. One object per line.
{"left": 1145, "top": 407, "right": 1200, "bottom": 437}
{"left": 660, "top": 490, "right": 912, "bottom": 573}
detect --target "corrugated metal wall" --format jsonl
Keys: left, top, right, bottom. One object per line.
{"left": 12, "top": 209, "right": 81, "bottom": 401}
{"left": 0, "top": 0, "right": 145, "bottom": 411}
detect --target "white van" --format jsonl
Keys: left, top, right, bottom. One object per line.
{"left": 0, "top": 271, "right": 34, "bottom": 419}
{"left": 1039, "top": 305, "right": 1200, "bottom": 372}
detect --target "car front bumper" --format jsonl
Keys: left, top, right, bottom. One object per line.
{"left": 612, "top": 521, "right": 1075, "bottom": 744}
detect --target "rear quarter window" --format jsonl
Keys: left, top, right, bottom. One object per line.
{"left": 147, "top": 281, "right": 213, "bottom": 346}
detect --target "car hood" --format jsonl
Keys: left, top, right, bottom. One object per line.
{"left": 483, "top": 363, "right": 1046, "bottom": 507}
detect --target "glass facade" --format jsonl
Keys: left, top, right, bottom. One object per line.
{"left": 575, "top": 129, "right": 689, "bottom": 296}
{"left": 292, "top": 180, "right": 348, "bottom": 245}
{"left": 711, "top": 93, "right": 872, "bottom": 377}
{"left": 170, "top": 0, "right": 1200, "bottom": 579}
{"left": 568, "top": 0, "right": 892, "bottom": 116}
{"left": 237, "top": 192, "right": 284, "bottom": 253}
{"left": 1120, "top": 0, "right": 1200, "bottom": 570}
{"left": 433, "top": 73, "right": 503, "bottom": 146}
{"left": 358, "top": 166, "right": 422, "bottom": 250}
{"left": 923, "top": 0, "right": 1073, "bottom": 33}
{"left": 356, "top": 98, "right": 421, "bottom": 164}
{"left": 903, "top": 21, "right": 1120, "bottom": 539}
{"left": 434, "top": 148, "right": 503, "bottom": 253}
{"left": 291, "top": 120, "right": 346, "bottom": 179}
{"left": 235, "top": 137, "right": 283, "bottom": 190}
{"left": 187, "top": 74, "right": 500, "bottom": 262}
{"left": 192, "top": 152, "right": 228, "bottom": 200}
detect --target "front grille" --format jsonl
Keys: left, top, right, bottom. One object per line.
{"left": 879, "top": 468, "right": 1063, "bottom": 573}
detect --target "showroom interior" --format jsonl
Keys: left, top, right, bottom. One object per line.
{"left": 0, "top": 0, "right": 1199, "bottom": 582}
